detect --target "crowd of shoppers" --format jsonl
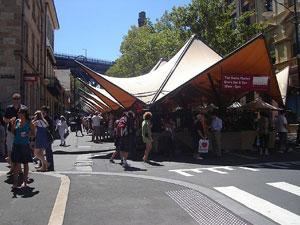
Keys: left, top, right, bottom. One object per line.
{"left": 1, "top": 92, "right": 295, "bottom": 188}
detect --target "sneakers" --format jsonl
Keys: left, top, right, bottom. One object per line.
{"left": 122, "top": 160, "right": 129, "bottom": 168}
{"left": 278, "top": 150, "right": 284, "bottom": 153}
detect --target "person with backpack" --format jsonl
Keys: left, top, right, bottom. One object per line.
{"left": 118, "top": 112, "right": 130, "bottom": 167}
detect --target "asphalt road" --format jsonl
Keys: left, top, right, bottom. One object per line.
{"left": 1, "top": 131, "right": 300, "bottom": 225}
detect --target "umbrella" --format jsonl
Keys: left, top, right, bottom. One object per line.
{"left": 227, "top": 102, "right": 242, "bottom": 109}
{"left": 240, "top": 98, "right": 283, "bottom": 111}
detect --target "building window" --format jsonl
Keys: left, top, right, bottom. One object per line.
{"left": 292, "top": 30, "right": 300, "bottom": 57}
{"left": 288, "top": 0, "right": 299, "bottom": 7}
{"left": 24, "top": 24, "right": 28, "bottom": 58}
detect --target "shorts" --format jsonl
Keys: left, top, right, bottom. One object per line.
{"left": 11, "top": 143, "right": 33, "bottom": 164}
{"left": 120, "top": 136, "right": 129, "bottom": 152}
{"left": 93, "top": 126, "right": 100, "bottom": 136}
{"left": 6, "top": 131, "right": 14, "bottom": 151}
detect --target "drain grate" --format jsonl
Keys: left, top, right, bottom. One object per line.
{"left": 166, "top": 189, "right": 250, "bottom": 225}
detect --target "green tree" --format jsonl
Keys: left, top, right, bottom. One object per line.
{"left": 106, "top": 0, "right": 266, "bottom": 78}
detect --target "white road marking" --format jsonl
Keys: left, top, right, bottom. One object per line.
{"left": 169, "top": 161, "right": 300, "bottom": 177}
{"left": 238, "top": 167, "right": 260, "bottom": 171}
{"left": 48, "top": 174, "right": 70, "bottom": 225}
{"left": 170, "top": 166, "right": 235, "bottom": 176}
{"left": 267, "top": 182, "right": 300, "bottom": 197}
{"left": 214, "top": 186, "right": 300, "bottom": 225}
{"left": 74, "top": 154, "right": 93, "bottom": 172}
{"left": 169, "top": 169, "right": 194, "bottom": 177}
{"left": 264, "top": 163, "right": 289, "bottom": 169}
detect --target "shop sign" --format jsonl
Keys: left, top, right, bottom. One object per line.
{"left": 24, "top": 75, "right": 38, "bottom": 82}
{"left": 222, "top": 74, "right": 269, "bottom": 91}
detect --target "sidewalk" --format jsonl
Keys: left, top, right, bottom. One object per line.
{"left": 0, "top": 171, "right": 62, "bottom": 225}
{"left": 52, "top": 131, "right": 116, "bottom": 154}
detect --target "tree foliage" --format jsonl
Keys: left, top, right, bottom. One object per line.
{"left": 106, "top": 0, "right": 266, "bottom": 78}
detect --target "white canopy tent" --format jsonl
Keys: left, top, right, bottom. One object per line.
{"left": 77, "top": 35, "right": 222, "bottom": 106}
{"left": 276, "top": 66, "right": 289, "bottom": 105}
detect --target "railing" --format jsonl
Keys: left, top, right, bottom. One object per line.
{"left": 54, "top": 52, "right": 114, "bottom": 65}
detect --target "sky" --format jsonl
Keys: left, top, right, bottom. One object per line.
{"left": 54, "top": 0, "right": 191, "bottom": 62}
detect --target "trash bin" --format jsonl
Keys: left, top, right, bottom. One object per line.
{"left": 70, "top": 122, "right": 77, "bottom": 132}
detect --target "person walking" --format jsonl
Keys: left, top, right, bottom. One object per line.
{"left": 127, "top": 111, "right": 137, "bottom": 159}
{"left": 32, "top": 110, "right": 50, "bottom": 172}
{"left": 118, "top": 112, "right": 130, "bottom": 167}
{"left": 276, "top": 110, "right": 289, "bottom": 153}
{"left": 142, "top": 112, "right": 153, "bottom": 163}
{"left": 257, "top": 112, "right": 270, "bottom": 156}
{"left": 41, "top": 106, "right": 55, "bottom": 171}
{"left": 209, "top": 111, "right": 222, "bottom": 157}
{"left": 92, "top": 112, "right": 101, "bottom": 143}
{"left": 10, "top": 106, "right": 35, "bottom": 189}
{"left": 108, "top": 115, "right": 115, "bottom": 141}
{"left": 3, "top": 93, "right": 25, "bottom": 175}
{"left": 75, "top": 115, "right": 84, "bottom": 137}
{"left": 56, "top": 116, "right": 68, "bottom": 146}
{"left": 163, "top": 117, "right": 176, "bottom": 157}
{"left": 193, "top": 114, "right": 208, "bottom": 160}
{"left": 109, "top": 118, "right": 120, "bottom": 163}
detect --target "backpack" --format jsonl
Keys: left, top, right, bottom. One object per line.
{"left": 116, "top": 116, "right": 128, "bottom": 137}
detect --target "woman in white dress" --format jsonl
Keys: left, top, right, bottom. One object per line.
{"left": 56, "top": 116, "right": 68, "bottom": 146}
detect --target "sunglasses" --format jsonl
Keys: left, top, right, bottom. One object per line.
{"left": 13, "top": 98, "right": 20, "bottom": 100}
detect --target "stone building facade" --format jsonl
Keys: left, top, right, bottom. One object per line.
{"left": 263, "top": 0, "right": 300, "bottom": 120}
{"left": 0, "top": 0, "right": 65, "bottom": 117}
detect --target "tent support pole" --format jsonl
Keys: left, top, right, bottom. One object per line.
{"left": 207, "top": 73, "right": 222, "bottom": 108}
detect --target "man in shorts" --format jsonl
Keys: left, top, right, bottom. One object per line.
{"left": 92, "top": 112, "right": 101, "bottom": 143}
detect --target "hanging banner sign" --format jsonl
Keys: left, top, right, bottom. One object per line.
{"left": 24, "top": 75, "right": 38, "bottom": 82}
{"left": 222, "top": 74, "right": 269, "bottom": 91}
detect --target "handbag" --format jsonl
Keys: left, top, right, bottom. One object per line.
{"left": 198, "top": 139, "right": 209, "bottom": 153}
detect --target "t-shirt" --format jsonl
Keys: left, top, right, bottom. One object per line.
{"left": 194, "top": 120, "right": 204, "bottom": 140}
{"left": 257, "top": 116, "right": 269, "bottom": 135}
{"left": 92, "top": 115, "right": 101, "bottom": 127}
{"left": 4, "top": 104, "right": 25, "bottom": 132}
{"left": 276, "top": 115, "right": 288, "bottom": 133}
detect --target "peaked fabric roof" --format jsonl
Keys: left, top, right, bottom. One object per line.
{"left": 155, "top": 34, "right": 283, "bottom": 109}
{"left": 79, "top": 95, "right": 106, "bottom": 113}
{"left": 77, "top": 34, "right": 283, "bottom": 111}
{"left": 77, "top": 79, "right": 122, "bottom": 111}
{"left": 276, "top": 66, "right": 289, "bottom": 105}
{"left": 76, "top": 35, "right": 222, "bottom": 106}
{"left": 79, "top": 88, "right": 111, "bottom": 112}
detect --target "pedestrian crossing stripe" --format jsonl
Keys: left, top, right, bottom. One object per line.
{"left": 214, "top": 185, "right": 300, "bottom": 225}
{"left": 169, "top": 161, "right": 300, "bottom": 177}
{"left": 267, "top": 182, "right": 300, "bottom": 197}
